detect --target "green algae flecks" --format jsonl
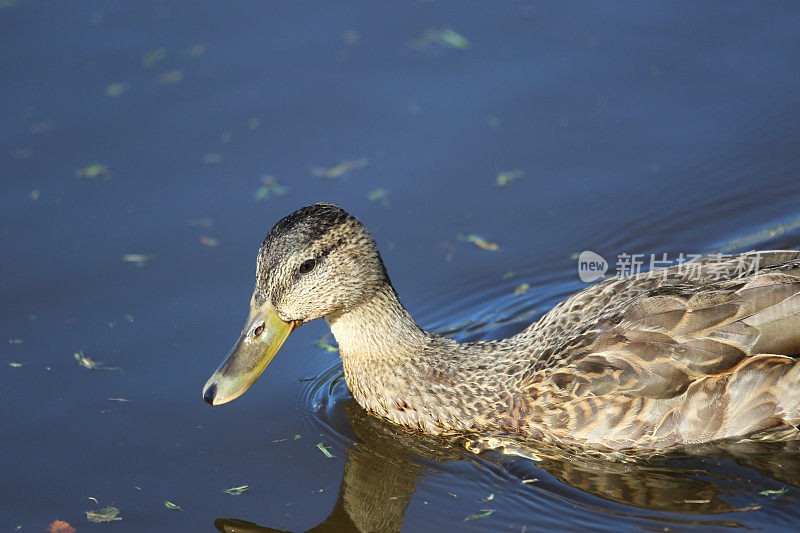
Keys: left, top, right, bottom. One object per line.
{"left": 310, "top": 158, "right": 368, "bottom": 179}
{"left": 759, "top": 487, "right": 788, "bottom": 497}
{"left": 496, "top": 169, "right": 524, "bottom": 187}
{"left": 199, "top": 235, "right": 219, "bottom": 247}
{"left": 224, "top": 485, "right": 249, "bottom": 496}
{"left": 104, "top": 83, "right": 128, "bottom": 97}
{"left": 316, "top": 443, "right": 334, "bottom": 459}
{"left": 514, "top": 283, "right": 530, "bottom": 296}
{"left": 121, "top": 253, "right": 153, "bottom": 266}
{"left": 163, "top": 500, "right": 182, "bottom": 510}
{"left": 159, "top": 70, "right": 183, "bottom": 84}
{"left": 186, "top": 43, "right": 208, "bottom": 58}
{"left": 76, "top": 163, "right": 111, "bottom": 179}
{"left": 74, "top": 351, "right": 121, "bottom": 371}
{"left": 464, "top": 509, "right": 495, "bottom": 521}
{"left": 141, "top": 48, "right": 166, "bottom": 68}
{"left": 316, "top": 337, "right": 338, "bottom": 352}
{"left": 367, "top": 188, "right": 388, "bottom": 202}
{"left": 459, "top": 234, "right": 499, "bottom": 251}
{"left": 85, "top": 506, "right": 122, "bottom": 523}
{"left": 201, "top": 153, "right": 223, "bottom": 164}
{"left": 410, "top": 28, "right": 470, "bottom": 51}
{"left": 342, "top": 30, "right": 359, "bottom": 44}
{"left": 254, "top": 175, "right": 288, "bottom": 201}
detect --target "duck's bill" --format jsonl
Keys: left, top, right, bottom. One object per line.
{"left": 203, "top": 300, "right": 296, "bottom": 406}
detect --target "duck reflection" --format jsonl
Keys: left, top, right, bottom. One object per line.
{"left": 214, "top": 401, "right": 799, "bottom": 532}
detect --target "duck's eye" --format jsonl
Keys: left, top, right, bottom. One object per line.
{"left": 253, "top": 323, "right": 265, "bottom": 338}
{"left": 299, "top": 259, "right": 316, "bottom": 274}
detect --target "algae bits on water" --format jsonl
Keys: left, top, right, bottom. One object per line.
{"left": 410, "top": 28, "right": 471, "bottom": 51}
{"left": 459, "top": 234, "right": 500, "bottom": 251}
{"left": 254, "top": 175, "right": 288, "bottom": 201}
{"left": 76, "top": 163, "right": 111, "bottom": 179}
{"left": 496, "top": 169, "right": 524, "bottom": 187}
{"left": 316, "top": 443, "right": 334, "bottom": 459}
{"left": 85, "top": 506, "right": 122, "bottom": 523}
{"left": 224, "top": 485, "right": 250, "bottom": 496}
{"left": 310, "top": 158, "right": 368, "bottom": 179}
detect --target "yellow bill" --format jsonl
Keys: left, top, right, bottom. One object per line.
{"left": 203, "top": 299, "right": 296, "bottom": 405}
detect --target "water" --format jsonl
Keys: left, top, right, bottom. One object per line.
{"left": 2, "top": 1, "right": 800, "bottom": 531}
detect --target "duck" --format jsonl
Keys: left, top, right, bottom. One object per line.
{"left": 203, "top": 203, "right": 800, "bottom": 453}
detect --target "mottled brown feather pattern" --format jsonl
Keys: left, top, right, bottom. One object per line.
{"left": 254, "top": 204, "right": 800, "bottom": 453}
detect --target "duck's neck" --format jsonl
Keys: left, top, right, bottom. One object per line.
{"left": 325, "top": 285, "right": 427, "bottom": 367}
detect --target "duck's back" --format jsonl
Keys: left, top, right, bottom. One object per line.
{"left": 521, "top": 250, "right": 800, "bottom": 450}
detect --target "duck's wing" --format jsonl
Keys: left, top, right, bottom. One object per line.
{"left": 543, "top": 251, "right": 800, "bottom": 448}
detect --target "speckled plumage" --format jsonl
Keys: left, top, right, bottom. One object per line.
{"left": 254, "top": 203, "right": 800, "bottom": 453}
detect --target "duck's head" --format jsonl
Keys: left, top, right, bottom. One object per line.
{"left": 202, "top": 203, "right": 388, "bottom": 405}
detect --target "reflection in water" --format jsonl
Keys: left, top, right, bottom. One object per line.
{"left": 215, "top": 402, "right": 800, "bottom": 532}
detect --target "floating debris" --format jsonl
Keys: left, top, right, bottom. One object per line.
{"left": 316, "top": 443, "right": 334, "bottom": 459}
{"left": 142, "top": 48, "right": 166, "bottom": 68}
{"left": 159, "top": 70, "right": 184, "bottom": 84}
{"left": 30, "top": 190, "right": 39, "bottom": 200}
{"left": 74, "top": 351, "right": 121, "bottom": 371}
{"left": 47, "top": 520, "right": 76, "bottom": 533}
{"left": 411, "top": 28, "right": 470, "bottom": 51}
{"left": 105, "top": 83, "right": 128, "bottom": 97}
{"left": 310, "top": 157, "right": 368, "bottom": 179}
{"left": 85, "top": 506, "right": 122, "bottom": 523}
{"left": 460, "top": 234, "right": 499, "bottom": 251}
{"left": 201, "top": 153, "right": 223, "bottom": 164}
{"left": 342, "top": 30, "right": 359, "bottom": 44}
{"left": 464, "top": 509, "right": 495, "bottom": 521}
{"left": 186, "top": 43, "right": 207, "bottom": 58}
{"left": 367, "top": 188, "right": 388, "bottom": 202}
{"left": 9, "top": 362, "right": 23, "bottom": 367}
{"left": 199, "top": 235, "right": 219, "bottom": 247}
{"left": 224, "top": 485, "right": 249, "bottom": 496}
{"left": 254, "top": 175, "right": 288, "bottom": 201}
{"left": 247, "top": 117, "right": 261, "bottom": 130}
{"left": 502, "top": 271, "right": 515, "bottom": 280}
{"left": 121, "top": 253, "right": 152, "bottom": 266}
{"left": 76, "top": 163, "right": 111, "bottom": 179}
{"left": 514, "top": 283, "right": 530, "bottom": 296}
{"left": 316, "top": 336, "right": 338, "bottom": 353}
{"left": 9, "top": 338, "right": 22, "bottom": 344}
{"left": 496, "top": 169, "right": 523, "bottom": 187}
{"left": 163, "top": 500, "right": 182, "bottom": 511}
{"left": 759, "top": 487, "right": 788, "bottom": 497}
{"left": 108, "top": 398, "right": 132, "bottom": 402}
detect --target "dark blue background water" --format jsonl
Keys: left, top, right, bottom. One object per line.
{"left": 3, "top": 1, "right": 800, "bottom": 531}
